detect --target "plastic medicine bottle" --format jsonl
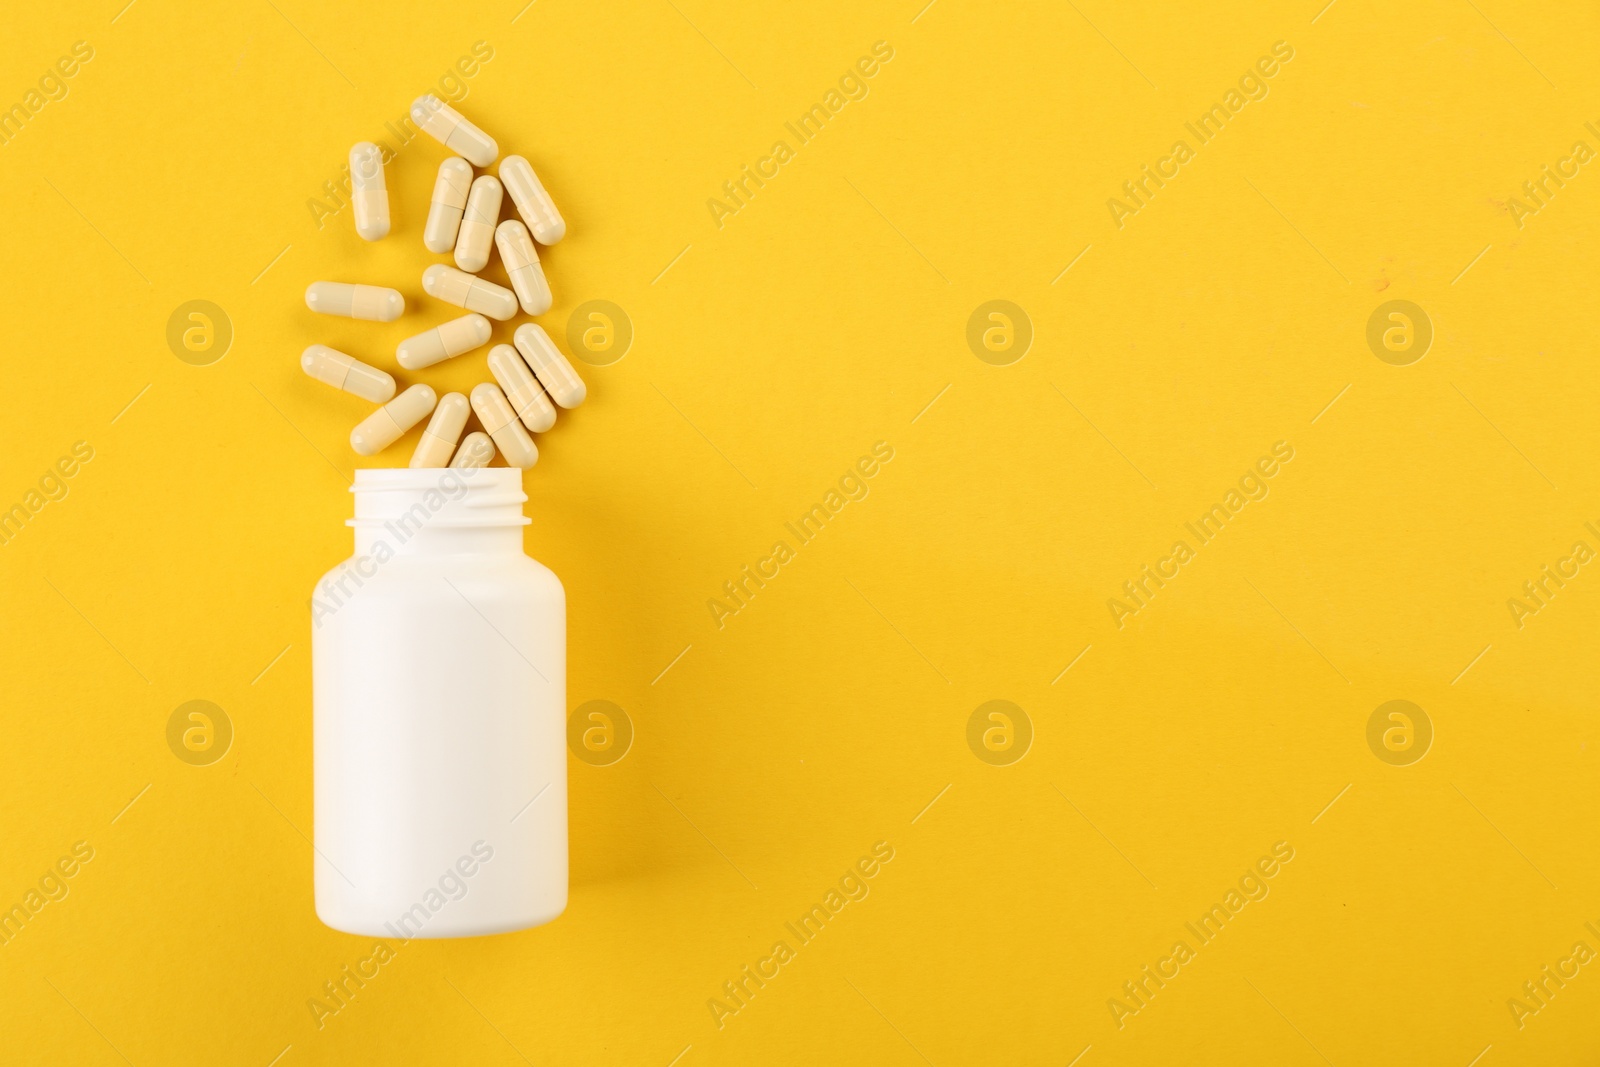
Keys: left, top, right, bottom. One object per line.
{"left": 311, "top": 467, "right": 566, "bottom": 938}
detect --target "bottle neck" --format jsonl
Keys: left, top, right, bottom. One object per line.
{"left": 349, "top": 467, "right": 530, "bottom": 557}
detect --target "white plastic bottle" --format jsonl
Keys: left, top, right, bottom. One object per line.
{"left": 311, "top": 467, "right": 566, "bottom": 938}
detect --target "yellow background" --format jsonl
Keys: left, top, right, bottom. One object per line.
{"left": 2, "top": 0, "right": 1597, "bottom": 1063}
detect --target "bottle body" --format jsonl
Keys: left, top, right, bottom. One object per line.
{"left": 312, "top": 468, "right": 566, "bottom": 938}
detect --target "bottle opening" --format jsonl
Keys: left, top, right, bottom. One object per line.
{"left": 348, "top": 467, "right": 531, "bottom": 528}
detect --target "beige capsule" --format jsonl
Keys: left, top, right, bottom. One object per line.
{"left": 305, "top": 281, "right": 405, "bottom": 322}
{"left": 410, "top": 94, "right": 498, "bottom": 167}
{"left": 498, "top": 155, "right": 565, "bottom": 244}
{"left": 512, "top": 323, "right": 586, "bottom": 408}
{"left": 470, "top": 383, "right": 538, "bottom": 468}
{"left": 350, "top": 142, "right": 390, "bottom": 240}
{"left": 409, "top": 392, "right": 470, "bottom": 468}
{"left": 494, "top": 220, "right": 551, "bottom": 315}
{"left": 397, "top": 313, "right": 492, "bottom": 371}
{"left": 487, "top": 344, "right": 557, "bottom": 433}
{"left": 301, "top": 345, "right": 396, "bottom": 404}
{"left": 424, "top": 157, "right": 473, "bottom": 254}
{"left": 422, "top": 264, "right": 517, "bottom": 321}
{"left": 454, "top": 175, "right": 502, "bottom": 273}
{"left": 448, "top": 431, "right": 496, "bottom": 469}
{"left": 350, "top": 384, "right": 437, "bottom": 456}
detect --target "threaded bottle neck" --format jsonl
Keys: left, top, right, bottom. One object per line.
{"left": 349, "top": 467, "right": 529, "bottom": 555}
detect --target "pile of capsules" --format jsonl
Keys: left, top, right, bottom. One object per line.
{"left": 300, "top": 94, "right": 586, "bottom": 470}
